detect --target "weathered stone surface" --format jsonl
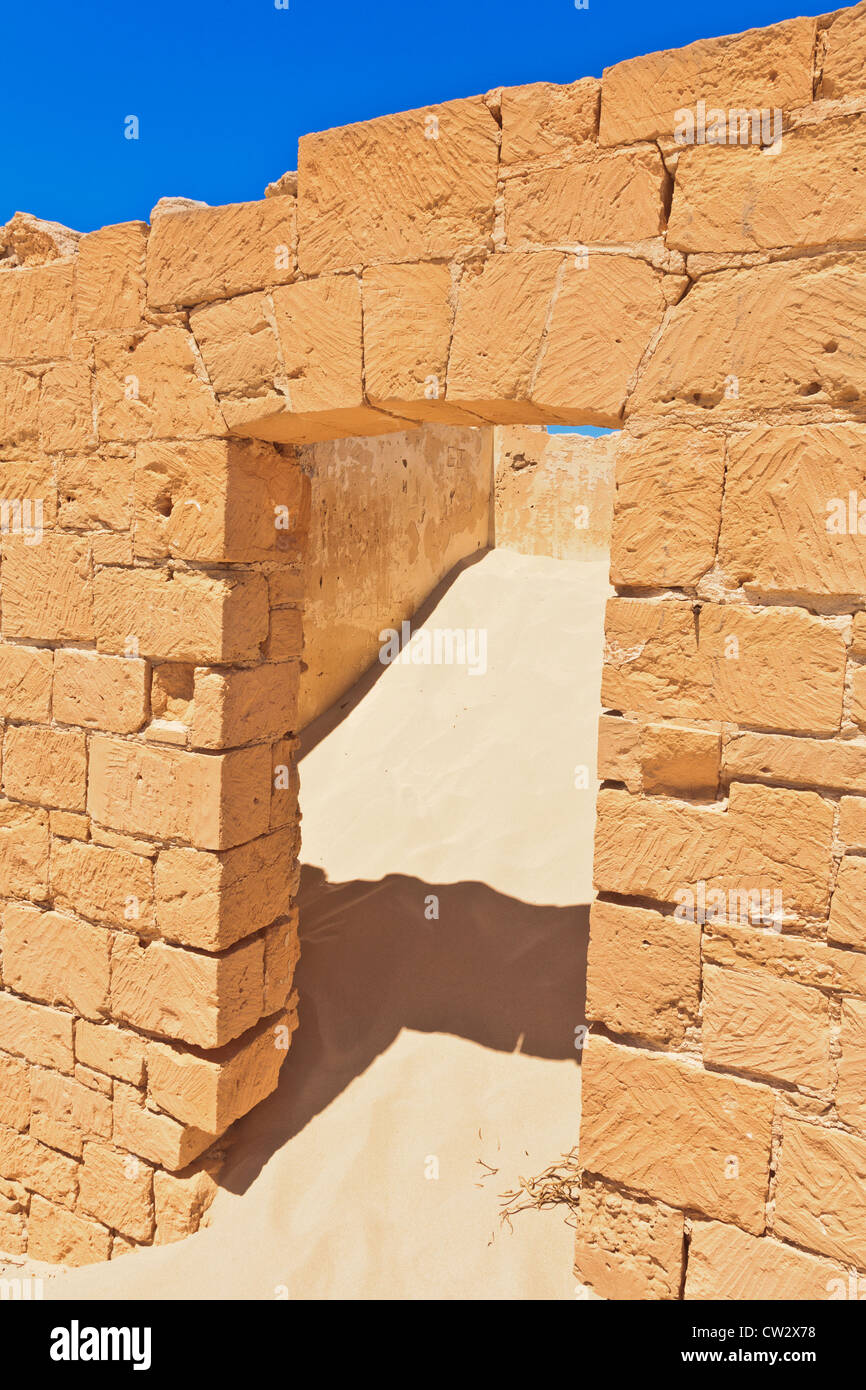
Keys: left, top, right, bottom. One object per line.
{"left": 189, "top": 291, "right": 284, "bottom": 425}
{"left": 640, "top": 722, "right": 720, "bottom": 798}
{"left": 494, "top": 426, "right": 615, "bottom": 561}
{"left": 821, "top": 1, "right": 866, "bottom": 99}
{"left": 597, "top": 713, "right": 641, "bottom": 789}
{"left": 0, "top": 1053, "right": 30, "bottom": 1131}
{"left": 112, "top": 1084, "right": 214, "bottom": 1171}
{"left": 500, "top": 78, "right": 599, "bottom": 166}
{"left": 75, "top": 1020, "right": 146, "bottom": 1086}
{"left": 271, "top": 274, "right": 363, "bottom": 414}
{"left": 57, "top": 453, "right": 133, "bottom": 530}
{"left": 134, "top": 437, "right": 302, "bottom": 564}
{"left": 724, "top": 731, "right": 866, "bottom": 796}
{"left": 602, "top": 598, "right": 845, "bottom": 733}
{"left": 0, "top": 261, "right": 74, "bottom": 361}
{"left": 94, "top": 327, "right": 223, "bottom": 440}
{"left": 840, "top": 795, "right": 866, "bottom": 849}
{"left": 362, "top": 262, "right": 456, "bottom": 413}
{"left": 669, "top": 114, "right": 866, "bottom": 253}
{"left": 147, "top": 198, "right": 295, "bottom": 308}
{"left": 0, "top": 991, "right": 73, "bottom": 1072}
{"left": 580, "top": 1037, "right": 774, "bottom": 1231}
{"left": 153, "top": 1163, "right": 218, "bottom": 1244}
{"left": 506, "top": 146, "right": 667, "bottom": 246}
{"left": 147, "top": 1009, "right": 294, "bottom": 1132}
{"left": 719, "top": 424, "right": 866, "bottom": 598}
{"left": 2, "top": 533, "right": 94, "bottom": 642}
{"left": 775, "top": 1117, "right": 866, "bottom": 1265}
{"left": 0, "top": 800, "right": 48, "bottom": 899}
{"left": 298, "top": 98, "right": 499, "bottom": 273}
{"left": 40, "top": 362, "right": 95, "bottom": 451}
{"left": 54, "top": 649, "right": 147, "bottom": 733}
{"left": 190, "top": 663, "right": 298, "bottom": 750}
{"left": 594, "top": 782, "right": 834, "bottom": 918}
{"left": 0, "top": 364, "right": 39, "bottom": 444}
{"left": 610, "top": 427, "right": 725, "bottom": 588}
{"left": 704, "top": 919, "right": 866, "bottom": 999}
{"left": 76, "top": 222, "right": 147, "bottom": 334}
{"left": 0, "top": 211, "right": 79, "bottom": 268}
{"left": 154, "top": 827, "right": 297, "bottom": 952}
{"left": 78, "top": 1141, "right": 155, "bottom": 1242}
{"left": 586, "top": 899, "right": 700, "bottom": 1046}
{"left": 0, "top": 1124, "right": 79, "bottom": 1207}
{"left": 88, "top": 736, "right": 271, "bottom": 850}
{"left": 837, "top": 996, "right": 866, "bottom": 1131}
{"left": 685, "top": 1220, "right": 846, "bottom": 1300}
{"left": 532, "top": 255, "right": 666, "bottom": 424}
{"left": 2, "top": 904, "right": 111, "bottom": 1021}
{"left": 574, "top": 1180, "right": 684, "bottom": 1300}
{"left": 30, "top": 1068, "right": 112, "bottom": 1143}
{"left": 629, "top": 256, "right": 866, "bottom": 421}
{"left": 93, "top": 566, "right": 268, "bottom": 664}
{"left": 51, "top": 838, "right": 154, "bottom": 930}
{"left": 599, "top": 16, "right": 815, "bottom": 145}
{"left": 110, "top": 931, "right": 265, "bottom": 1048}
{"left": 0, "top": 643, "right": 52, "bottom": 721}
{"left": 27, "top": 1195, "right": 111, "bottom": 1266}
{"left": 3, "top": 724, "right": 87, "bottom": 810}
{"left": 702, "top": 964, "right": 831, "bottom": 1090}
{"left": 829, "top": 856, "right": 866, "bottom": 949}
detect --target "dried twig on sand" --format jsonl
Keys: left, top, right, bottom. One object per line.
{"left": 498, "top": 1148, "right": 581, "bottom": 1231}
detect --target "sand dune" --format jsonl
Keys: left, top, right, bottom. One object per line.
{"left": 45, "top": 548, "right": 609, "bottom": 1300}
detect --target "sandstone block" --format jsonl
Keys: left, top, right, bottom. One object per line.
{"left": 586, "top": 899, "right": 700, "bottom": 1046}
{"left": 2, "top": 903, "right": 111, "bottom": 1021}
{"left": 0, "top": 1053, "right": 30, "bottom": 1131}
{"left": 189, "top": 291, "right": 284, "bottom": 425}
{"left": 78, "top": 1141, "right": 154, "bottom": 1242}
{"left": 1, "top": 533, "right": 94, "bottom": 642}
{"left": 0, "top": 992, "right": 73, "bottom": 1072}
{"left": 57, "top": 453, "right": 133, "bottom": 530}
{"left": 506, "top": 146, "right": 666, "bottom": 246}
{"left": 93, "top": 566, "right": 268, "bottom": 663}
{"left": 153, "top": 1164, "right": 218, "bottom": 1244}
{"left": 51, "top": 837, "right": 154, "bottom": 930}
{"left": 821, "top": 1, "right": 866, "bottom": 99}
{"left": 94, "top": 326, "right": 223, "bottom": 441}
{"left": 640, "top": 722, "right": 720, "bottom": 798}
{"left": 703, "top": 919, "right": 866, "bottom": 999}
{"left": 110, "top": 931, "right": 265, "bottom": 1048}
{"left": 0, "top": 261, "right": 74, "bottom": 361}
{"left": 3, "top": 724, "right": 87, "bottom": 810}
{"left": 362, "top": 262, "right": 455, "bottom": 413}
{"left": 599, "top": 16, "right": 815, "bottom": 145}
{"left": 154, "top": 826, "right": 298, "bottom": 952}
{"left": 610, "top": 427, "right": 725, "bottom": 588}
{"left": 39, "top": 362, "right": 95, "bottom": 451}
{"left": 837, "top": 997, "right": 866, "bottom": 1132}
{"left": 271, "top": 274, "right": 363, "bottom": 415}
{"left": 0, "top": 365, "right": 39, "bottom": 445}
{"left": 775, "top": 1117, "right": 866, "bottom": 1266}
{"left": 54, "top": 649, "right": 147, "bottom": 734}
{"left": 88, "top": 736, "right": 271, "bottom": 850}
{"left": 0, "top": 799, "right": 48, "bottom": 899}
{"left": 298, "top": 97, "right": 498, "bottom": 273}
{"left": 190, "top": 663, "right": 299, "bottom": 750}
{"left": 724, "top": 731, "right": 866, "bottom": 797}
{"left": 0, "top": 1124, "right": 79, "bottom": 1208}
{"left": 147, "top": 198, "right": 295, "bottom": 308}
{"left": 840, "top": 795, "right": 866, "bottom": 849}
{"left": 27, "top": 1195, "right": 111, "bottom": 1266}
{"left": 685, "top": 1220, "right": 846, "bottom": 1300}
{"left": 629, "top": 256, "right": 866, "bottom": 421}
{"left": 75, "top": 1020, "right": 146, "bottom": 1087}
{"left": 829, "top": 855, "right": 866, "bottom": 949}
{"left": 0, "top": 643, "right": 52, "bottom": 721}
{"left": 574, "top": 1180, "right": 684, "bottom": 1301}
{"left": 702, "top": 964, "right": 831, "bottom": 1090}
{"left": 112, "top": 1084, "right": 214, "bottom": 1171}
{"left": 597, "top": 713, "right": 640, "bottom": 789}
{"left": 76, "top": 222, "right": 148, "bottom": 334}
{"left": 30, "top": 1067, "right": 112, "bottom": 1141}
{"left": 594, "top": 781, "right": 834, "bottom": 918}
{"left": 134, "top": 437, "right": 305, "bottom": 564}
{"left": 580, "top": 1036, "right": 774, "bottom": 1231}
{"left": 147, "top": 1009, "right": 295, "bottom": 1132}
{"left": 500, "top": 78, "right": 599, "bottom": 166}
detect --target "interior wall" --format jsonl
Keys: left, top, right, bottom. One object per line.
{"left": 298, "top": 425, "right": 493, "bottom": 728}
{"left": 493, "top": 427, "right": 616, "bottom": 561}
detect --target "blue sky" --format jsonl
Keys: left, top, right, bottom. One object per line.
{"left": 1, "top": 0, "right": 831, "bottom": 234}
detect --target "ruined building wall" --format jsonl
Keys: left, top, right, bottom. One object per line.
{"left": 2, "top": 0, "right": 866, "bottom": 1293}
{"left": 493, "top": 426, "right": 616, "bottom": 560}
{"left": 298, "top": 425, "right": 491, "bottom": 728}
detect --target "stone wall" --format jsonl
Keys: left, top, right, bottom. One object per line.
{"left": 494, "top": 427, "right": 615, "bottom": 560}
{"left": 2, "top": 0, "right": 866, "bottom": 1292}
{"left": 298, "top": 425, "right": 491, "bottom": 728}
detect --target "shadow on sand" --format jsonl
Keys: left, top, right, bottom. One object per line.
{"left": 220, "top": 866, "right": 588, "bottom": 1194}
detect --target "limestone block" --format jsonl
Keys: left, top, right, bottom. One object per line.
{"left": 586, "top": 898, "right": 701, "bottom": 1045}
{"left": 147, "top": 198, "right": 295, "bottom": 308}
